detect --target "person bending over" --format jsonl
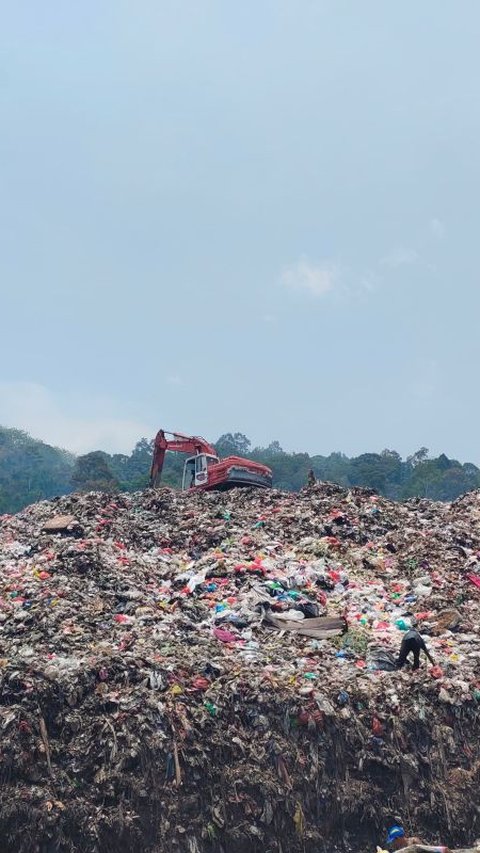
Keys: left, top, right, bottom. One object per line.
{"left": 396, "top": 629, "right": 435, "bottom": 671}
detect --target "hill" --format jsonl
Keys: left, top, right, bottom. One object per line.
{"left": 0, "top": 427, "right": 74, "bottom": 514}
{"left": 0, "top": 484, "right": 479, "bottom": 851}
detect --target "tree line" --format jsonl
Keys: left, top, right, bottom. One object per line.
{"left": 1, "top": 425, "right": 479, "bottom": 515}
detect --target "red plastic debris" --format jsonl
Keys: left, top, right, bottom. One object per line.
{"left": 430, "top": 665, "right": 444, "bottom": 679}
{"left": 191, "top": 676, "right": 210, "bottom": 691}
{"left": 213, "top": 626, "right": 239, "bottom": 644}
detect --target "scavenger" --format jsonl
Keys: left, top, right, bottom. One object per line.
{"left": 396, "top": 629, "right": 435, "bottom": 670}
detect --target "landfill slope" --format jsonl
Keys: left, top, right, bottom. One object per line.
{"left": 0, "top": 485, "right": 479, "bottom": 853}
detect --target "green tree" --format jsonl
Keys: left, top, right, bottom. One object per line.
{"left": 312, "top": 452, "right": 351, "bottom": 487}
{"left": 124, "top": 438, "right": 154, "bottom": 489}
{"left": 71, "top": 451, "right": 119, "bottom": 493}
{"left": 265, "top": 440, "right": 284, "bottom": 456}
{"left": 215, "top": 433, "right": 251, "bottom": 458}
{"left": 0, "top": 426, "right": 74, "bottom": 513}
{"left": 407, "top": 447, "right": 430, "bottom": 467}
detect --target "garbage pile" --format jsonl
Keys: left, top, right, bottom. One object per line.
{"left": 0, "top": 484, "right": 480, "bottom": 853}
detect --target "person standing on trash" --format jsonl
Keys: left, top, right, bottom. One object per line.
{"left": 385, "top": 823, "right": 451, "bottom": 852}
{"left": 307, "top": 469, "right": 316, "bottom": 487}
{"left": 396, "top": 628, "right": 435, "bottom": 671}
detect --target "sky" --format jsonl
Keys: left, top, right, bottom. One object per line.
{"left": 1, "top": 1, "right": 480, "bottom": 460}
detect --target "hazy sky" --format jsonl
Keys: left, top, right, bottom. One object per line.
{"left": 1, "top": 1, "right": 480, "bottom": 460}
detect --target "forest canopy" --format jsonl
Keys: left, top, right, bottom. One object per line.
{"left": 1, "top": 425, "right": 479, "bottom": 514}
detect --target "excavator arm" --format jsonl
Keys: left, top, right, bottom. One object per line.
{"left": 149, "top": 430, "right": 217, "bottom": 487}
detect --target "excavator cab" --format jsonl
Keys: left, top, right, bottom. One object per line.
{"left": 182, "top": 453, "right": 219, "bottom": 490}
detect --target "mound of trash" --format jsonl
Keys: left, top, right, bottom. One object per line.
{"left": 0, "top": 484, "right": 480, "bottom": 853}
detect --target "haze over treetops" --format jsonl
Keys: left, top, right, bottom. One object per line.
{"left": 1, "top": 425, "right": 479, "bottom": 515}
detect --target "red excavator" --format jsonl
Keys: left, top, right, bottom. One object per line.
{"left": 150, "top": 429, "right": 272, "bottom": 491}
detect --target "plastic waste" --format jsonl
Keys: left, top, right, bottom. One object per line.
{"left": 0, "top": 479, "right": 479, "bottom": 852}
